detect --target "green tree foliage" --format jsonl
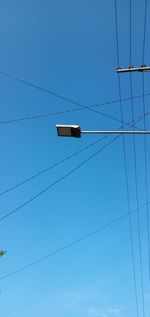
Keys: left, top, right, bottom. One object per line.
{"left": 0, "top": 250, "right": 6, "bottom": 257}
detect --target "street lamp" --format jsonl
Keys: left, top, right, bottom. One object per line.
{"left": 56, "top": 124, "right": 150, "bottom": 138}
{"left": 56, "top": 125, "right": 81, "bottom": 138}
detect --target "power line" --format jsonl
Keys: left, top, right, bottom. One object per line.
{"left": 142, "top": 0, "right": 150, "bottom": 279}
{"left": 114, "top": 1, "right": 139, "bottom": 317}
{"left": 129, "top": 0, "right": 145, "bottom": 316}
{"left": 0, "top": 135, "right": 108, "bottom": 197}
{"left": 0, "top": 101, "right": 144, "bottom": 127}
{"left": 0, "top": 105, "right": 132, "bottom": 126}
{"left": 142, "top": 0, "right": 148, "bottom": 63}
{"left": 0, "top": 200, "right": 149, "bottom": 281}
{"left": 0, "top": 112, "right": 146, "bottom": 223}
{"left": 0, "top": 93, "right": 150, "bottom": 125}
{"left": 0, "top": 71, "right": 84, "bottom": 106}
{"left": 0, "top": 95, "right": 149, "bottom": 127}
{"left": 0, "top": 70, "right": 126, "bottom": 123}
{"left": 0, "top": 107, "right": 85, "bottom": 125}
{"left": 130, "top": 70, "right": 145, "bottom": 317}
{"left": 0, "top": 134, "right": 120, "bottom": 223}
{"left": 1, "top": 111, "right": 149, "bottom": 197}
{"left": 0, "top": 71, "right": 150, "bottom": 127}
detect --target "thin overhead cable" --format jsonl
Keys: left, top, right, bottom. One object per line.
{"left": 0, "top": 200, "right": 149, "bottom": 281}
{"left": 142, "top": 0, "right": 148, "bottom": 63}
{"left": 0, "top": 135, "right": 108, "bottom": 197}
{"left": 1, "top": 108, "right": 126, "bottom": 126}
{"left": 0, "top": 93, "right": 150, "bottom": 126}
{"left": 0, "top": 134, "right": 120, "bottom": 223}
{"left": 0, "top": 107, "right": 85, "bottom": 125}
{"left": 114, "top": 1, "right": 139, "bottom": 316}
{"left": 0, "top": 71, "right": 84, "bottom": 106}
{"left": 0, "top": 70, "right": 125, "bottom": 122}
{"left": 129, "top": 0, "right": 145, "bottom": 316}
{"left": 0, "top": 112, "right": 146, "bottom": 223}
{"left": 1, "top": 111, "right": 149, "bottom": 197}
{"left": 0, "top": 71, "right": 150, "bottom": 127}
{"left": 142, "top": 0, "right": 150, "bottom": 279}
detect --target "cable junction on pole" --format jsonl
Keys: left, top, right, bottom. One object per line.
{"left": 116, "top": 64, "right": 150, "bottom": 73}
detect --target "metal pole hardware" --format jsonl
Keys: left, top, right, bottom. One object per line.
{"left": 81, "top": 130, "right": 150, "bottom": 135}
{"left": 116, "top": 65, "right": 150, "bottom": 73}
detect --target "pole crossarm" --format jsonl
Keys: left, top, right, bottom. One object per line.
{"left": 116, "top": 64, "right": 150, "bottom": 73}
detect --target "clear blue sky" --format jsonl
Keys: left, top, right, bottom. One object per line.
{"left": 0, "top": 0, "right": 150, "bottom": 316}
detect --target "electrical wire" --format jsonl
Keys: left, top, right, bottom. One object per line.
{"left": 0, "top": 107, "right": 85, "bottom": 124}
{"left": 0, "top": 70, "right": 128, "bottom": 123}
{"left": 0, "top": 135, "right": 108, "bottom": 197}
{"left": 114, "top": 1, "right": 139, "bottom": 316}
{"left": 0, "top": 134, "right": 120, "bottom": 223}
{"left": 1, "top": 71, "right": 150, "bottom": 127}
{"left": 0, "top": 94, "right": 149, "bottom": 127}
{"left": 0, "top": 104, "right": 135, "bottom": 126}
{"left": 0, "top": 93, "right": 150, "bottom": 126}
{"left": 0, "top": 200, "right": 149, "bottom": 281}
{"left": 0, "top": 112, "right": 147, "bottom": 223}
{"left": 129, "top": 0, "right": 145, "bottom": 316}
{"left": 1, "top": 110, "right": 149, "bottom": 197}
{"left": 142, "top": 0, "right": 150, "bottom": 279}
{"left": 142, "top": 0, "right": 148, "bottom": 63}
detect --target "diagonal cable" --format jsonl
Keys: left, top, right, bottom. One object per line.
{"left": 0, "top": 112, "right": 147, "bottom": 223}
{"left": 0, "top": 135, "right": 108, "bottom": 197}
{"left": 0, "top": 70, "right": 128, "bottom": 124}
{"left": 0, "top": 134, "right": 120, "bottom": 223}
{"left": 0, "top": 200, "right": 149, "bottom": 281}
{"left": 0, "top": 93, "right": 150, "bottom": 126}
{"left": 1, "top": 70, "right": 150, "bottom": 128}
{"left": 0, "top": 111, "right": 149, "bottom": 198}
{"left": 0, "top": 108, "right": 150, "bottom": 196}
